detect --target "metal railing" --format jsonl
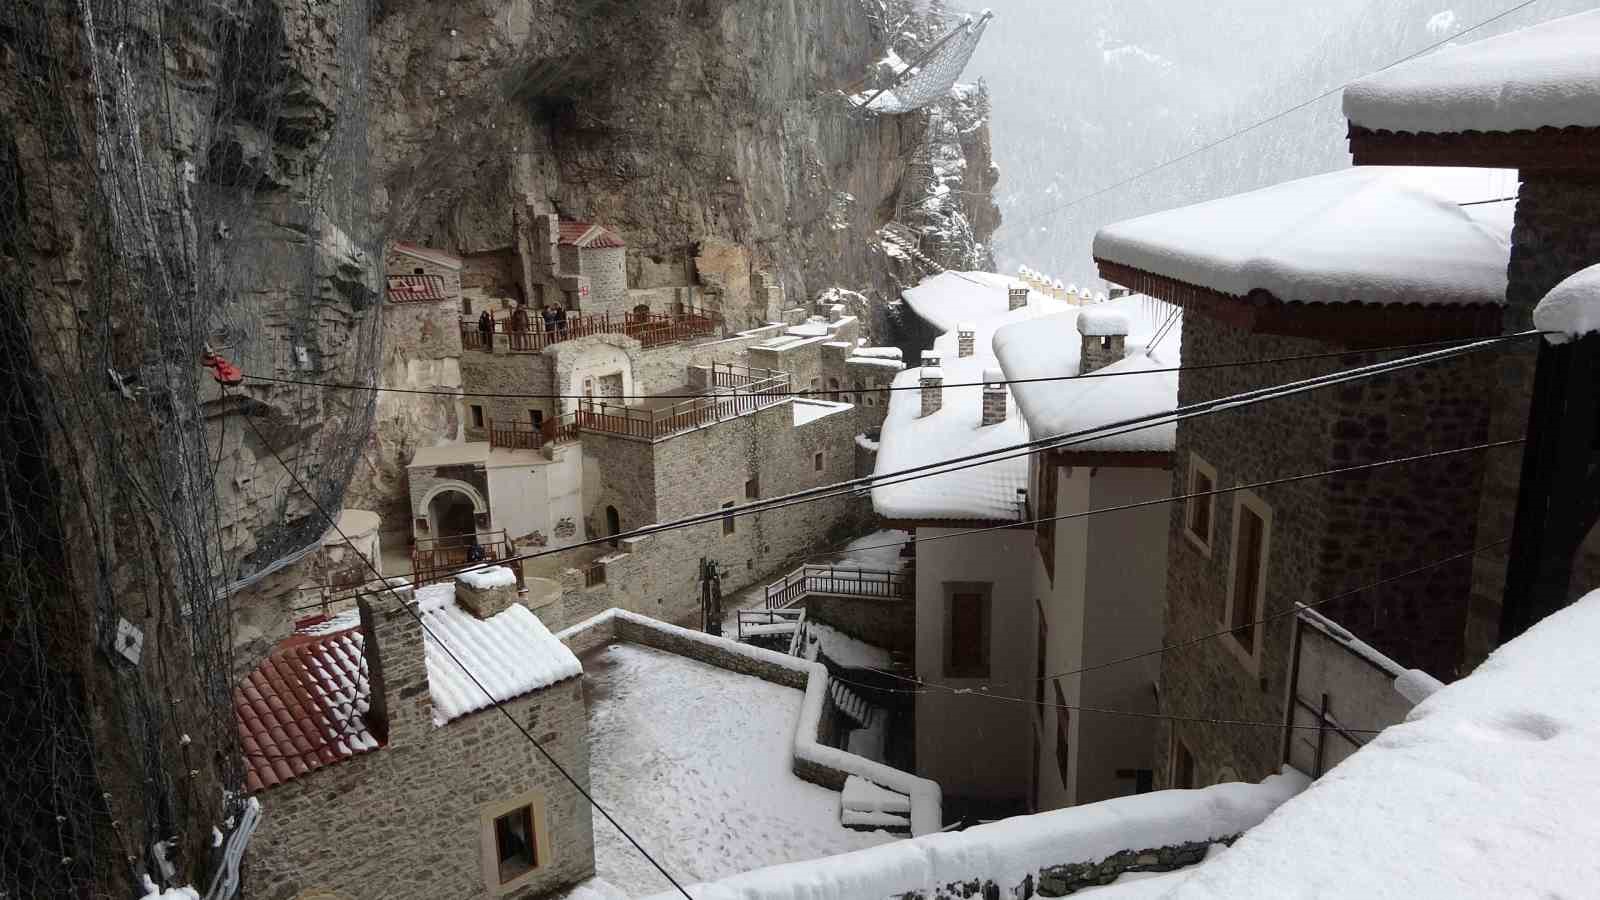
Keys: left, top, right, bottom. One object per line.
{"left": 765, "top": 565, "right": 910, "bottom": 610}
{"left": 460, "top": 307, "right": 721, "bottom": 354}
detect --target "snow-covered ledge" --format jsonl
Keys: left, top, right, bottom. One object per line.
{"left": 640, "top": 771, "right": 1308, "bottom": 900}
{"left": 557, "top": 609, "right": 942, "bottom": 836}
{"left": 1532, "top": 263, "right": 1600, "bottom": 345}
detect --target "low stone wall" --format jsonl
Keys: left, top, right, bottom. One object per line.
{"left": 805, "top": 593, "right": 914, "bottom": 656}
{"left": 1034, "top": 839, "right": 1222, "bottom": 896}
{"left": 557, "top": 609, "right": 941, "bottom": 833}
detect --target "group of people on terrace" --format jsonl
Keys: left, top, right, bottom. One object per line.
{"left": 476, "top": 299, "right": 567, "bottom": 350}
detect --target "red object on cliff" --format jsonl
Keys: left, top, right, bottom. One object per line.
{"left": 201, "top": 350, "right": 243, "bottom": 386}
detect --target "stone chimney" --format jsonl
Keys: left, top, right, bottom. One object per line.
{"left": 957, "top": 322, "right": 976, "bottom": 358}
{"left": 920, "top": 366, "right": 944, "bottom": 417}
{"left": 1008, "top": 286, "right": 1029, "bottom": 311}
{"left": 454, "top": 566, "right": 520, "bottom": 620}
{"left": 358, "top": 591, "right": 432, "bottom": 745}
{"left": 1077, "top": 308, "right": 1130, "bottom": 374}
{"left": 921, "top": 349, "right": 941, "bottom": 369}
{"left": 981, "top": 368, "right": 1007, "bottom": 426}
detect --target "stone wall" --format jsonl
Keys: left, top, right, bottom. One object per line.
{"left": 1156, "top": 311, "right": 1493, "bottom": 788}
{"left": 578, "top": 246, "right": 629, "bottom": 316}
{"left": 803, "top": 594, "right": 914, "bottom": 656}
{"left": 460, "top": 349, "right": 560, "bottom": 436}
{"left": 245, "top": 597, "right": 594, "bottom": 900}
{"left": 1463, "top": 171, "right": 1600, "bottom": 671}
{"left": 387, "top": 246, "right": 463, "bottom": 297}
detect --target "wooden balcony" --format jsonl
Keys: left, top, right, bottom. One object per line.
{"left": 461, "top": 307, "right": 722, "bottom": 355}
{"left": 551, "top": 366, "right": 791, "bottom": 443}
{"left": 487, "top": 418, "right": 541, "bottom": 451}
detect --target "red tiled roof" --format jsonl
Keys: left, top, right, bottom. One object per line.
{"left": 386, "top": 274, "right": 451, "bottom": 303}
{"left": 557, "top": 220, "right": 626, "bottom": 249}
{"left": 234, "top": 627, "right": 379, "bottom": 793}
{"left": 391, "top": 241, "right": 463, "bottom": 270}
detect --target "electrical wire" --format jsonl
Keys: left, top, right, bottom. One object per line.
{"left": 233, "top": 399, "right": 697, "bottom": 900}
{"left": 1002, "top": 0, "right": 1549, "bottom": 231}
{"left": 240, "top": 332, "right": 1516, "bottom": 402}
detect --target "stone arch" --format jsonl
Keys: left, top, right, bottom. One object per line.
{"left": 417, "top": 480, "right": 488, "bottom": 541}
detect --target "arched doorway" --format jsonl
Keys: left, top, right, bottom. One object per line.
{"left": 606, "top": 505, "right": 621, "bottom": 547}
{"left": 429, "top": 489, "right": 478, "bottom": 542}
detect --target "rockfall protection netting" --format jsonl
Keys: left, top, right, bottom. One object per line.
{"left": 1, "top": 0, "right": 379, "bottom": 896}
{"left": 854, "top": 8, "right": 992, "bottom": 114}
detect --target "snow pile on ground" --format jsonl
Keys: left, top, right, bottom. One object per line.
{"left": 139, "top": 878, "right": 199, "bottom": 900}
{"left": 1092, "top": 167, "right": 1514, "bottom": 308}
{"left": 455, "top": 565, "right": 517, "bottom": 590}
{"left": 836, "top": 529, "right": 910, "bottom": 571}
{"left": 1533, "top": 263, "right": 1600, "bottom": 345}
{"left": 581, "top": 642, "right": 897, "bottom": 896}
{"left": 414, "top": 582, "right": 582, "bottom": 725}
{"left": 992, "top": 296, "right": 1181, "bottom": 450}
{"left": 1344, "top": 9, "right": 1600, "bottom": 134}
{"left": 1162, "top": 589, "right": 1600, "bottom": 898}
{"left": 641, "top": 771, "right": 1308, "bottom": 900}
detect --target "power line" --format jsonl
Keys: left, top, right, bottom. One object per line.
{"left": 232, "top": 401, "right": 696, "bottom": 900}
{"left": 242, "top": 332, "right": 1514, "bottom": 402}
{"left": 1003, "top": 0, "right": 1549, "bottom": 231}
{"left": 287, "top": 331, "right": 1531, "bottom": 596}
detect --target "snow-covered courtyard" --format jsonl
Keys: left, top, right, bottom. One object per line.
{"left": 580, "top": 642, "right": 898, "bottom": 896}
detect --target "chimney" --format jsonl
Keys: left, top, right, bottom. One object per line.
{"left": 454, "top": 566, "right": 520, "bottom": 619}
{"left": 981, "top": 368, "right": 1007, "bottom": 426}
{"left": 358, "top": 591, "right": 432, "bottom": 745}
{"left": 920, "top": 366, "right": 944, "bottom": 417}
{"left": 1008, "top": 286, "right": 1029, "bottom": 311}
{"left": 957, "top": 322, "right": 976, "bottom": 358}
{"left": 921, "top": 349, "right": 941, "bottom": 369}
{"left": 1077, "top": 308, "right": 1130, "bottom": 374}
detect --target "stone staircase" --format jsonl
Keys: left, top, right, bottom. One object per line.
{"left": 879, "top": 224, "right": 946, "bottom": 275}
{"left": 841, "top": 774, "right": 911, "bottom": 832}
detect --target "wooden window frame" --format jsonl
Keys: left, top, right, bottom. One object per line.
{"left": 942, "top": 582, "right": 992, "bottom": 678}
{"left": 479, "top": 791, "right": 552, "bottom": 895}
{"left": 721, "top": 500, "right": 736, "bottom": 536}
{"left": 1182, "top": 453, "right": 1217, "bottom": 556}
{"left": 1035, "top": 458, "right": 1060, "bottom": 581}
{"left": 1221, "top": 490, "right": 1273, "bottom": 674}
{"left": 744, "top": 477, "right": 759, "bottom": 500}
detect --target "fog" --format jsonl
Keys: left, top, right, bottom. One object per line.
{"left": 965, "top": 0, "right": 1593, "bottom": 286}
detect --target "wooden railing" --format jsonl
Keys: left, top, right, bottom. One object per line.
{"left": 765, "top": 565, "right": 910, "bottom": 610}
{"left": 487, "top": 418, "right": 541, "bottom": 451}
{"left": 551, "top": 369, "right": 791, "bottom": 443}
{"left": 460, "top": 307, "right": 721, "bottom": 355}
{"left": 411, "top": 530, "right": 523, "bottom": 588}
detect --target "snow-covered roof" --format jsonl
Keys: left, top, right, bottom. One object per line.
{"left": 415, "top": 583, "right": 581, "bottom": 725}
{"left": 1093, "top": 167, "right": 1515, "bottom": 308}
{"left": 793, "top": 399, "right": 853, "bottom": 426}
{"left": 900, "top": 271, "right": 1071, "bottom": 333}
{"left": 1533, "top": 263, "right": 1600, "bottom": 345}
{"left": 1344, "top": 10, "right": 1600, "bottom": 135}
{"left": 993, "top": 297, "right": 1182, "bottom": 453}
{"left": 876, "top": 273, "right": 1074, "bottom": 522}
{"left": 1156, "top": 588, "right": 1600, "bottom": 898}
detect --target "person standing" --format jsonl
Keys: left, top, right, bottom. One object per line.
{"left": 555, "top": 303, "right": 568, "bottom": 335}
{"left": 477, "top": 308, "right": 494, "bottom": 350}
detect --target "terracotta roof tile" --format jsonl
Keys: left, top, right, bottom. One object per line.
{"left": 391, "top": 242, "right": 463, "bottom": 270}
{"left": 557, "top": 219, "right": 626, "bottom": 249}
{"left": 233, "top": 628, "right": 380, "bottom": 792}
{"left": 386, "top": 274, "right": 451, "bottom": 303}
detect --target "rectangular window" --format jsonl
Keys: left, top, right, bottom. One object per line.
{"left": 530, "top": 409, "right": 544, "bottom": 429}
{"left": 1173, "top": 737, "right": 1196, "bottom": 790}
{"left": 722, "top": 501, "right": 736, "bottom": 536}
{"left": 462, "top": 297, "right": 473, "bottom": 316}
{"left": 494, "top": 806, "right": 537, "bottom": 884}
{"left": 1053, "top": 680, "right": 1072, "bottom": 786}
{"left": 944, "top": 584, "right": 991, "bottom": 678}
{"left": 1224, "top": 493, "right": 1272, "bottom": 664}
{"left": 745, "top": 477, "right": 759, "bottom": 500}
{"left": 1036, "top": 460, "right": 1060, "bottom": 580}
{"left": 813, "top": 451, "right": 824, "bottom": 472}
{"left": 1034, "top": 600, "right": 1048, "bottom": 715}
{"left": 1183, "top": 454, "right": 1217, "bottom": 555}
{"left": 471, "top": 404, "right": 485, "bottom": 429}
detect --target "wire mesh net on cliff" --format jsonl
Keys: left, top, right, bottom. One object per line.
{"left": 854, "top": 9, "right": 993, "bottom": 114}
{"left": 0, "top": 0, "right": 380, "bottom": 896}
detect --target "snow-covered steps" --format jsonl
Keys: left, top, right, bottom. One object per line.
{"left": 842, "top": 775, "right": 911, "bottom": 832}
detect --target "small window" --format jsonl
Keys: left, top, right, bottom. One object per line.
{"left": 413, "top": 266, "right": 425, "bottom": 275}
{"left": 1053, "top": 680, "right": 1071, "bottom": 786}
{"left": 866, "top": 395, "right": 876, "bottom": 408}
{"left": 1223, "top": 492, "right": 1272, "bottom": 666}
{"left": 1173, "top": 737, "right": 1197, "bottom": 789}
{"left": 1183, "top": 454, "right": 1217, "bottom": 555}
{"left": 745, "top": 477, "right": 759, "bottom": 500}
{"left": 944, "top": 585, "right": 990, "bottom": 678}
{"left": 493, "top": 806, "right": 537, "bottom": 884}
{"left": 530, "top": 409, "right": 543, "bottom": 428}
{"left": 721, "top": 501, "right": 736, "bottom": 536}
{"left": 813, "top": 451, "right": 824, "bottom": 473}
{"left": 471, "top": 405, "right": 485, "bottom": 428}
{"left": 462, "top": 297, "right": 473, "bottom": 316}
{"left": 828, "top": 377, "right": 840, "bottom": 401}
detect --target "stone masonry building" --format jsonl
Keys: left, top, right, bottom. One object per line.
{"left": 240, "top": 575, "right": 592, "bottom": 900}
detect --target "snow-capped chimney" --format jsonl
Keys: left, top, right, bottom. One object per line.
{"left": 981, "top": 368, "right": 1007, "bottom": 426}
{"left": 1077, "top": 307, "right": 1130, "bottom": 374}
{"left": 454, "top": 566, "right": 519, "bottom": 620}
{"left": 920, "top": 366, "right": 944, "bottom": 417}
{"left": 1008, "top": 287, "right": 1028, "bottom": 311}
{"left": 921, "top": 349, "right": 941, "bottom": 369}
{"left": 957, "top": 322, "right": 976, "bottom": 358}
